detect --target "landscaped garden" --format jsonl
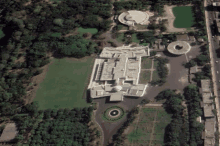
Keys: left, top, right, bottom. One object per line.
{"left": 125, "top": 107, "right": 172, "bottom": 146}
{"left": 141, "top": 57, "right": 152, "bottom": 69}
{"left": 34, "top": 57, "right": 94, "bottom": 109}
{"left": 102, "top": 106, "right": 126, "bottom": 122}
{"left": 172, "top": 6, "right": 195, "bottom": 28}
{"left": 77, "top": 27, "right": 98, "bottom": 34}
{"left": 139, "top": 70, "right": 151, "bottom": 84}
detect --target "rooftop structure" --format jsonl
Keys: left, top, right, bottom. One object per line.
{"left": 203, "top": 104, "right": 215, "bottom": 118}
{"left": 201, "top": 79, "right": 212, "bottom": 93}
{"left": 118, "top": 10, "right": 149, "bottom": 26}
{"left": 204, "top": 118, "right": 216, "bottom": 146}
{"left": 190, "top": 66, "right": 198, "bottom": 74}
{"left": 215, "top": 19, "right": 220, "bottom": 33}
{"left": 202, "top": 92, "right": 213, "bottom": 104}
{"left": 167, "top": 41, "right": 191, "bottom": 55}
{"left": 213, "top": 2, "right": 220, "bottom": 6}
{"left": 88, "top": 45, "right": 149, "bottom": 101}
{"left": 0, "top": 123, "right": 18, "bottom": 142}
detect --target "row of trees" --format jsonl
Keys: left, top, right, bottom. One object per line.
{"left": 155, "top": 89, "right": 188, "bottom": 146}
{"left": 183, "top": 85, "right": 204, "bottom": 145}
{"left": 151, "top": 57, "right": 169, "bottom": 86}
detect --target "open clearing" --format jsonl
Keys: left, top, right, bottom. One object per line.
{"left": 172, "top": 6, "right": 194, "bottom": 28}
{"left": 77, "top": 27, "right": 98, "bottom": 34}
{"left": 125, "top": 107, "right": 172, "bottom": 146}
{"left": 34, "top": 57, "right": 94, "bottom": 109}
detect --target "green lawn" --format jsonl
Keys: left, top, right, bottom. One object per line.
{"left": 152, "top": 70, "right": 160, "bottom": 81}
{"left": 127, "top": 107, "right": 171, "bottom": 145}
{"left": 50, "top": 32, "right": 61, "bottom": 37}
{"left": 77, "top": 27, "right": 98, "bottom": 34}
{"left": 141, "top": 57, "right": 152, "bottom": 69}
{"left": 0, "top": 29, "right": 5, "bottom": 39}
{"left": 34, "top": 57, "right": 94, "bottom": 109}
{"left": 132, "top": 33, "right": 140, "bottom": 43}
{"left": 139, "top": 70, "right": 151, "bottom": 84}
{"left": 172, "top": 6, "right": 195, "bottom": 28}
{"left": 116, "top": 33, "right": 124, "bottom": 42}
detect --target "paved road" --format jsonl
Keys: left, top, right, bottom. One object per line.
{"left": 206, "top": 0, "right": 220, "bottom": 108}
{"left": 205, "top": 0, "right": 220, "bottom": 142}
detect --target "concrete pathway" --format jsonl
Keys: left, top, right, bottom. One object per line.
{"left": 144, "top": 103, "right": 163, "bottom": 107}
{"left": 204, "top": 0, "right": 220, "bottom": 143}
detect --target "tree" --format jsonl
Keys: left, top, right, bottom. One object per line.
{"left": 184, "top": 59, "right": 196, "bottom": 68}
{"left": 150, "top": 51, "right": 157, "bottom": 57}
{"left": 196, "top": 54, "right": 210, "bottom": 66}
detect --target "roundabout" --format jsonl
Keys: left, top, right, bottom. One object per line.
{"left": 167, "top": 41, "right": 191, "bottom": 55}
{"left": 103, "top": 106, "right": 125, "bottom": 122}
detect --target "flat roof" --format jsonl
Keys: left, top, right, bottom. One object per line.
{"left": 202, "top": 92, "right": 213, "bottom": 104}
{"left": 90, "top": 46, "right": 149, "bottom": 101}
{"left": 204, "top": 104, "right": 215, "bottom": 117}
{"left": 201, "top": 79, "right": 211, "bottom": 93}
{"left": 205, "top": 119, "right": 215, "bottom": 138}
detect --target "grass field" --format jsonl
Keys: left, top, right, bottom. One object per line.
{"left": 139, "top": 70, "right": 151, "bottom": 84}
{"left": 172, "top": 6, "right": 194, "bottom": 28}
{"left": 132, "top": 33, "right": 140, "bottom": 43}
{"left": 50, "top": 32, "right": 61, "bottom": 37}
{"left": 141, "top": 57, "right": 152, "bottom": 69}
{"left": 78, "top": 27, "right": 98, "bottom": 34}
{"left": 116, "top": 33, "right": 124, "bottom": 42}
{"left": 34, "top": 57, "right": 94, "bottom": 109}
{"left": 125, "top": 107, "right": 172, "bottom": 146}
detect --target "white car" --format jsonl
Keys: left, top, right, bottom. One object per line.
{"left": 216, "top": 61, "right": 219, "bottom": 63}
{"left": 217, "top": 71, "right": 219, "bottom": 74}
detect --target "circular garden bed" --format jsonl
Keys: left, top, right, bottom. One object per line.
{"left": 103, "top": 106, "right": 125, "bottom": 122}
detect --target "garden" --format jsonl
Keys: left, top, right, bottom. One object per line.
{"left": 102, "top": 106, "right": 126, "bottom": 122}
{"left": 125, "top": 107, "right": 172, "bottom": 146}
{"left": 34, "top": 57, "right": 94, "bottom": 109}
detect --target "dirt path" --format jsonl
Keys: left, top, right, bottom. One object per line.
{"left": 149, "top": 109, "right": 158, "bottom": 145}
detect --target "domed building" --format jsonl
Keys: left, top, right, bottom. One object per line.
{"left": 118, "top": 10, "right": 149, "bottom": 26}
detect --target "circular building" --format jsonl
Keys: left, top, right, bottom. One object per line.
{"left": 167, "top": 41, "right": 191, "bottom": 55}
{"left": 118, "top": 10, "right": 149, "bottom": 26}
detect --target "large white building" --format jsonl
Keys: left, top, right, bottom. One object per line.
{"left": 88, "top": 45, "right": 150, "bottom": 101}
